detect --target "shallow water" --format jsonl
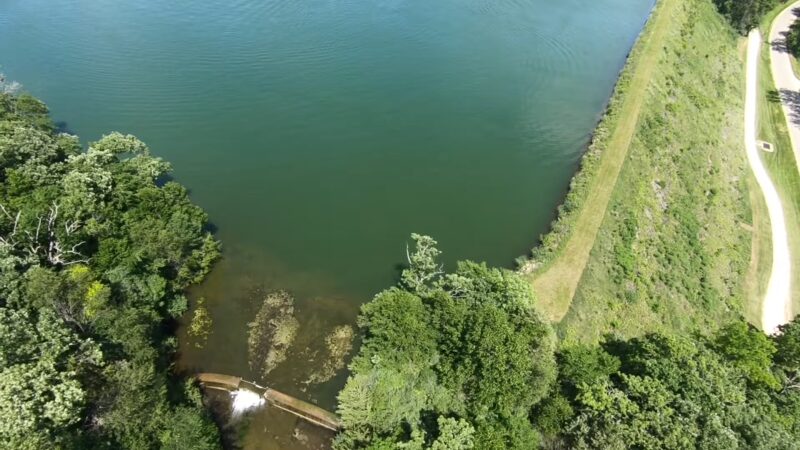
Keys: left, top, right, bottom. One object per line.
{"left": 0, "top": 0, "right": 654, "bottom": 446}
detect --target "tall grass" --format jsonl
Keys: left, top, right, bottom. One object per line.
{"left": 558, "top": 0, "right": 752, "bottom": 343}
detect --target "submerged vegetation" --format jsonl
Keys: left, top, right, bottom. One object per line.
{"left": 246, "top": 289, "right": 355, "bottom": 386}
{"left": 305, "top": 325, "right": 355, "bottom": 385}
{"left": 0, "top": 87, "right": 221, "bottom": 447}
{"left": 189, "top": 297, "right": 213, "bottom": 348}
{"left": 247, "top": 290, "right": 300, "bottom": 379}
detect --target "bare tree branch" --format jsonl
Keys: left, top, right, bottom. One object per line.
{"left": 0, "top": 201, "right": 89, "bottom": 266}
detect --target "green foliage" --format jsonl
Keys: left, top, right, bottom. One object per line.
{"left": 357, "top": 288, "right": 437, "bottom": 365}
{"left": 430, "top": 417, "right": 475, "bottom": 450}
{"left": 401, "top": 233, "right": 443, "bottom": 294}
{"left": 773, "top": 317, "right": 800, "bottom": 394}
{"left": 548, "top": 325, "right": 800, "bottom": 448}
{"left": 0, "top": 307, "right": 101, "bottom": 448}
{"left": 0, "top": 90, "right": 221, "bottom": 447}
{"left": 532, "top": 393, "right": 574, "bottom": 436}
{"left": 714, "top": 321, "right": 779, "bottom": 388}
{"left": 560, "top": 0, "right": 752, "bottom": 342}
{"left": 556, "top": 345, "right": 621, "bottom": 392}
{"left": 788, "top": 19, "right": 800, "bottom": 57}
{"left": 337, "top": 236, "right": 555, "bottom": 449}
{"left": 158, "top": 406, "right": 221, "bottom": 450}
{"left": 712, "top": 0, "right": 779, "bottom": 33}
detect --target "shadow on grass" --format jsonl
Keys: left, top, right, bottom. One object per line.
{"left": 779, "top": 88, "right": 800, "bottom": 127}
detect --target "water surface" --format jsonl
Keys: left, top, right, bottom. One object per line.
{"left": 0, "top": 0, "right": 654, "bottom": 446}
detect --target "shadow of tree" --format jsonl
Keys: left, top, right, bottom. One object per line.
{"left": 769, "top": 8, "right": 800, "bottom": 55}
{"left": 768, "top": 89, "right": 781, "bottom": 103}
{"left": 54, "top": 121, "right": 75, "bottom": 134}
{"left": 779, "top": 87, "right": 800, "bottom": 126}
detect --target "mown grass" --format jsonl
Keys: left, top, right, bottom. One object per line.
{"left": 756, "top": 16, "right": 800, "bottom": 318}
{"left": 523, "top": 0, "right": 678, "bottom": 321}
{"left": 760, "top": 1, "right": 792, "bottom": 32}
{"left": 743, "top": 173, "right": 772, "bottom": 325}
{"left": 790, "top": 53, "right": 800, "bottom": 78}
{"left": 556, "top": 0, "right": 752, "bottom": 343}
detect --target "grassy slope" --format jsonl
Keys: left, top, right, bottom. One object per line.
{"left": 557, "top": 0, "right": 752, "bottom": 343}
{"left": 791, "top": 54, "right": 800, "bottom": 79}
{"left": 527, "top": 0, "right": 679, "bottom": 320}
{"left": 757, "top": 6, "right": 800, "bottom": 318}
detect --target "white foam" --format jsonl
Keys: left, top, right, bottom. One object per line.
{"left": 231, "top": 389, "right": 265, "bottom": 417}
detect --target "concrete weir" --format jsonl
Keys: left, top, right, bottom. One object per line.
{"left": 195, "top": 373, "right": 341, "bottom": 432}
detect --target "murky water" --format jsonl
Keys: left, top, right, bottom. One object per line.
{"left": 0, "top": 0, "right": 654, "bottom": 446}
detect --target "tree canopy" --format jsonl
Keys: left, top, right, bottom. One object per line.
{"left": 788, "top": 19, "right": 800, "bottom": 57}
{"left": 712, "top": 0, "right": 778, "bottom": 33}
{"left": 0, "top": 89, "right": 221, "bottom": 448}
{"left": 338, "top": 235, "right": 800, "bottom": 449}
{"left": 532, "top": 317, "right": 800, "bottom": 449}
{"left": 336, "top": 234, "right": 557, "bottom": 449}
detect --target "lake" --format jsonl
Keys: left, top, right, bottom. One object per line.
{"left": 0, "top": 0, "right": 654, "bottom": 446}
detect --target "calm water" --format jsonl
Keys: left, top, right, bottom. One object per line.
{"left": 1, "top": 0, "right": 653, "bottom": 446}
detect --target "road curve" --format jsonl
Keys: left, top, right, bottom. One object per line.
{"left": 770, "top": 1, "right": 800, "bottom": 172}
{"left": 746, "top": 30, "right": 792, "bottom": 334}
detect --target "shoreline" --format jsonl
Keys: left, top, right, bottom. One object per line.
{"left": 519, "top": 0, "right": 674, "bottom": 321}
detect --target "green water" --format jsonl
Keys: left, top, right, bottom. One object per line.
{"left": 1, "top": 0, "right": 653, "bottom": 445}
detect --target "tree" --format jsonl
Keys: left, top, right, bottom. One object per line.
{"left": 549, "top": 325, "right": 800, "bottom": 449}
{"left": 788, "top": 19, "right": 800, "bottom": 57}
{"left": 430, "top": 417, "right": 474, "bottom": 450}
{"left": 714, "top": 321, "right": 778, "bottom": 389}
{"left": 0, "top": 88, "right": 222, "bottom": 448}
{"left": 0, "top": 307, "right": 102, "bottom": 447}
{"left": 712, "top": 0, "right": 779, "bottom": 34}
{"left": 774, "top": 317, "right": 800, "bottom": 392}
{"left": 557, "top": 344, "right": 620, "bottom": 393}
{"left": 337, "top": 235, "right": 555, "bottom": 450}
{"left": 158, "top": 407, "right": 220, "bottom": 450}
{"left": 401, "top": 233, "right": 443, "bottom": 294}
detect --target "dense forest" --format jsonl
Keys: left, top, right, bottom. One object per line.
{"left": 0, "top": 87, "right": 221, "bottom": 448}
{"left": 335, "top": 235, "right": 800, "bottom": 449}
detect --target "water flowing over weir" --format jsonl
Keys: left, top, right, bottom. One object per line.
{"left": 196, "top": 373, "right": 342, "bottom": 432}
{"left": 231, "top": 390, "right": 266, "bottom": 417}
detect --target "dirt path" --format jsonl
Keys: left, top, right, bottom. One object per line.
{"left": 746, "top": 30, "right": 792, "bottom": 334}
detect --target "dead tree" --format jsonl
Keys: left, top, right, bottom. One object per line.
{"left": 0, "top": 201, "right": 88, "bottom": 266}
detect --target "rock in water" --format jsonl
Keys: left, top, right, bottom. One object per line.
{"left": 247, "top": 291, "right": 299, "bottom": 378}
